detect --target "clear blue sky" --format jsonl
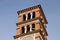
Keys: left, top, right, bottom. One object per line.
{"left": 0, "top": 0, "right": 60, "bottom": 40}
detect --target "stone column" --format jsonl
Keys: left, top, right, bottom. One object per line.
{"left": 30, "top": 24, "right": 32, "bottom": 32}
{"left": 26, "top": 14, "right": 28, "bottom": 21}
{"left": 24, "top": 26, "right": 27, "bottom": 33}
{"left": 31, "top": 13, "right": 33, "bottom": 19}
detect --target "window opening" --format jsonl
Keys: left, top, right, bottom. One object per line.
{"left": 32, "top": 24, "right": 35, "bottom": 31}
{"left": 32, "top": 12, "right": 35, "bottom": 18}
{"left": 22, "top": 26, "right": 25, "bottom": 33}
{"left": 27, "top": 25, "right": 30, "bottom": 32}
{"left": 28, "top": 13, "right": 31, "bottom": 20}
{"left": 23, "top": 14, "right": 26, "bottom": 21}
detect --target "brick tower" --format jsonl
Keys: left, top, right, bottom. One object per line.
{"left": 14, "top": 4, "right": 48, "bottom": 40}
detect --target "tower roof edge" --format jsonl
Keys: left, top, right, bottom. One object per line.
{"left": 17, "top": 4, "right": 41, "bottom": 15}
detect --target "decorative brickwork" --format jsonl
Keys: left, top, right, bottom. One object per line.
{"left": 14, "top": 4, "right": 48, "bottom": 40}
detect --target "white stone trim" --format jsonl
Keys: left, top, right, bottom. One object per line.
{"left": 30, "top": 25, "right": 32, "bottom": 32}
{"left": 34, "top": 33, "right": 35, "bottom": 40}
{"left": 40, "top": 16, "right": 43, "bottom": 19}
{"left": 31, "top": 12, "right": 33, "bottom": 19}
{"left": 24, "top": 26, "right": 27, "bottom": 33}
{"left": 40, "top": 34, "right": 43, "bottom": 40}
{"left": 26, "top": 14, "right": 28, "bottom": 21}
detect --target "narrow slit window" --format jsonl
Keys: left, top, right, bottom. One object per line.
{"left": 32, "top": 24, "right": 35, "bottom": 31}
{"left": 22, "top": 26, "right": 25, "bottom": 33}
{"left": 28, "top": 13, "right": 31, "bottom": 20}
{"left": 32, "top": 12, "right": 35, "bottom": 18}
{"left": 23, "top": 14, "right": 26, "bottom": 21}
{"left": 27, "top": 25, "right": 30, "bottom": 32}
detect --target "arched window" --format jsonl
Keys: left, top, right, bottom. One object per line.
{"left": 32, "top": 12, "right": 35, "bottom": 18}
{"left": 22, "top": 26, "right": 25, "bottom": 33}
{"left": 27, "top": 25, "right": 30, "bottom": 32}
{"left": 28, "top": 13, "right": 31, "bottom": 20}
{"left": 32, "top": 24, "right": 35, "bottom": 31}
{"left": 23, "top": 14, "right": 26, "bottom": 21}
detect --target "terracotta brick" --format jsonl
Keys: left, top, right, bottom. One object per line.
{"left": 14, "top": 5, "right": 48, "bottom": 40}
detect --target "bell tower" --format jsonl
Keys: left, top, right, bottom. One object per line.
{"left": 14, "top": 4, "right": 48, "bottom": 40}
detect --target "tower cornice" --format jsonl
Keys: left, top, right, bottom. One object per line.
{"left": 17, "top": 4, "right": 41, "bottom": 15}
{"left": 17, "top": 4, "right": 48, "bottom": 24}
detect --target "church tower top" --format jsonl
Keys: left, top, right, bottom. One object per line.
{"left": 14, "top": 4, "right": 48, "bottom": 40}
{"left": 17, "top": 4, "right": 48, "bottom": 24}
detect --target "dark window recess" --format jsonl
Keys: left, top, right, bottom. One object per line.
{"left": 41, "top": 19, "right": 44, "bottom": 24}
{"left": 28, "top": 13, "right": 31, "bottom": 20}
{"left": 22, "top": 26, "right": 25, "bottom": 33}
{"left": 27, "top": 25, "right": 30, "bottom": 32}
{"left": 32, "top": 12, "right": 35, "bottom": 18}
{"left": 32, "top": 24, "right": 35, "bottom": 31}
{"left": 23, "top": 15, "right": 26, "bottom": 21}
